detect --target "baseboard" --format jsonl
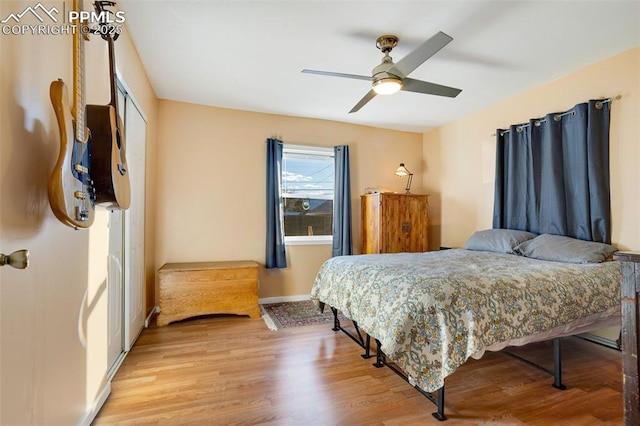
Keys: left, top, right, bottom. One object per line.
{"left": 145, "top": 305, "right": 160, "bottom": 328}
{"left": 76, "top": 381, "right": 111, "bottom": 426}
{"left": 259, "top": 295, "right": 310, "bottom": 304}
{"left": 106, "top": 350, "right": 128, "bottom": 381}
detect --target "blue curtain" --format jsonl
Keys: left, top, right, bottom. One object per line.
{"left": 265, "top": 138, "right": 287, "bottom": 268}
{"left": 493, "top": 99, "right": 611, "bottom": 243}
{"left": 332, "top": 145, "right": 353, "bottom": 256}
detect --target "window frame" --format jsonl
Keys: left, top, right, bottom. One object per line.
{"left": 282, "top": 144, "right": 334, "bottom": 246}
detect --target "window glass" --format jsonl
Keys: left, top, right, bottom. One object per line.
{"left": 282, "top": 145, "right": 334, "bottom": 238}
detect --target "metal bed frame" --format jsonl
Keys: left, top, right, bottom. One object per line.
{"left": 327, "top": 305, "right": 566, "bottom": 421}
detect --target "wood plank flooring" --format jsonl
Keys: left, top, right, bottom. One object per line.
{"left": 93, "top": 315, "right": 623, "bottom": 425}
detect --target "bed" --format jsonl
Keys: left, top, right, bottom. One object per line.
{"left": 310, "top": 231, "right": 621, "bottom": 419}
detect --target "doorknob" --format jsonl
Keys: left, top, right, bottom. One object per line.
{"left": 0, "top": 249, "right": 30, "bottom": 269}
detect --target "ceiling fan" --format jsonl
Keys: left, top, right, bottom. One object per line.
{"left": 302, "top": 31, "right": 462, "bottom": 113}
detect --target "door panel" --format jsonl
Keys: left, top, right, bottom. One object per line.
{"left": 107, "top": 210, "right": 124, "bottom": 371}
{"left": 107, "top": 83, "right": 147, "bottom": 361}
{"left": 123, "top": 94, "right": 146, "bottom": 349}
{"left": 106, "top": 88, "right": 128, "bottom": 372}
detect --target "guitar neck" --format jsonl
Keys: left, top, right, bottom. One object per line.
{"left": 107, "top": 36, "right": 119, "bottom": 110}
{"left": 72, "top": 0, "right": 89, "bottom": 144}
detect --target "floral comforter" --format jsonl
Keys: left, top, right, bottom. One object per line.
{"left": 310, "top": 249, "right": 621, "bottom": 392}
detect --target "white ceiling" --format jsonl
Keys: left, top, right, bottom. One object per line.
{"left": 117, "top": 1, "right": 640, "bottom": 133}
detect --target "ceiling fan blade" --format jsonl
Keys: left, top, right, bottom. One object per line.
{"left": 387, "top": 31, "right": 453, "bottom": 78}
{"left": 349, "top": 90, "right": 377, "bottom": 113}
{"left": 402, "top": 77, "right": 462, "bottom": 98}
{"left": 302, "top": 69, "right": 372, "bottom": 81}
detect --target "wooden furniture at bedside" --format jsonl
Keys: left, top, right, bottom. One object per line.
{"left": 157, "top": 260, "right": 260, "bottom": 326}
{"left": 361, "top": 192, "right": 429, "bottom": 254}
{"left": 614, "top": 251, "right": 640, "bottom": 426}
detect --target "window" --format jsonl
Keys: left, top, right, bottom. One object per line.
{"left": 282, "top": 145, "right": 334, "bottom": 245}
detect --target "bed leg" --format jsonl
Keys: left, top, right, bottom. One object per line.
{"left": 373, "top": 339, "right": 384, "bottom": 368}
{"left": 373, "top": 340, "right": 448, "bottom": 420}
{"left": 331, "top": 307, "right": 340, "bottom": 332}
{"left": 351, "top": 321, "right": 371, "bottom": 358}
{"left": 361, "top": 334, "right": 371, "bottom": 359}
{"left": 552, "top": 338, "right": 566, "bottom": 390}
{"left": 432, "top": 386, "right": 447, "bottom": 421}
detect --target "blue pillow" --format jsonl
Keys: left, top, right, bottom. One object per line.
{"left": 514, "top": 234, "right": 617, "bottom": 263}
{"left": 464, "top": 229, "right": 537, "bottom": 254}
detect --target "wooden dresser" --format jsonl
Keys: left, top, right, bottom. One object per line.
{"left": 614, "top": 252, "right": 640, "bottom": 426}
{"left": 157, "top": 260, "right": 260, "bottom": 326}
{"left": 361, "top": 192, "right": 429, "bottom": 254}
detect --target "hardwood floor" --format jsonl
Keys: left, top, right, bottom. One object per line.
{"left": 94, "top": 315, "right": 623, "bottom": 425}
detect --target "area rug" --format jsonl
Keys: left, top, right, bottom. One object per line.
{"left": 260, "top": 300, "right": 347, "bottom": 330}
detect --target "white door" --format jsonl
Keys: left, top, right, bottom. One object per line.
{"left": 122, "top": 88, "right": 146, "bottom": 350}
{"left": 106, "top": 82, "right": 147, "bottom": 370}
{"left": 106, "top": 209, "right": 124, "bottom": 373}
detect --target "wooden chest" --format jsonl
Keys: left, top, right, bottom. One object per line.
{"left": 157, "top": 260, "right": 260, "bottom": 326}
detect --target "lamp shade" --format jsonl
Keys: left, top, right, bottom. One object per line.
{"left": 394, "top": 163, "right": 411, "bottom": 176}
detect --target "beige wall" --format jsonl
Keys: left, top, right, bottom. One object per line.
{"left": 423, "top": 46, "right": 640, "bottom": 251}
{"left": 155, "top": 100, "right": 423, "bottom": 299}
{"left": 0, "top": 3, "right": 158, "bottom": 423}
{"left": 3, "top": 2, "right": 634, "bottom": 421}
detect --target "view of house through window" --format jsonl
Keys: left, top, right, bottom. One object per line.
{"left": 282, "top": 145, "right": 334, "bottom": 239}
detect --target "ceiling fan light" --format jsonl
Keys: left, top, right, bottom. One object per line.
{"left": 373, "top": 78, "right": 402, "bottom": 95}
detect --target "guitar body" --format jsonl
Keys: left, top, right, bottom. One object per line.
{"left": 48, "top": 79, "right": 95, "bottom": 228}
{"left": 86, "top": 104, "right": 131, "bottom": 209}
{"left": 48, "top": 0, "right": 96, "bottom": 229}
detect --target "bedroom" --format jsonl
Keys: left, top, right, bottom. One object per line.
{"left": 0, "top": 0, "right": 638, "bottom": 424}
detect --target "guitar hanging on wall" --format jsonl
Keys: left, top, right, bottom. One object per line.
{"left": 86, "top": 0, "right": 131, "bottom": 210}
{"left": 48, "top": 0, "right": 96, "bottom": 229}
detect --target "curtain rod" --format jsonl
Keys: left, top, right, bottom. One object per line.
{"left": 491, "top": 96, "right": 619, "bottom": 137}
